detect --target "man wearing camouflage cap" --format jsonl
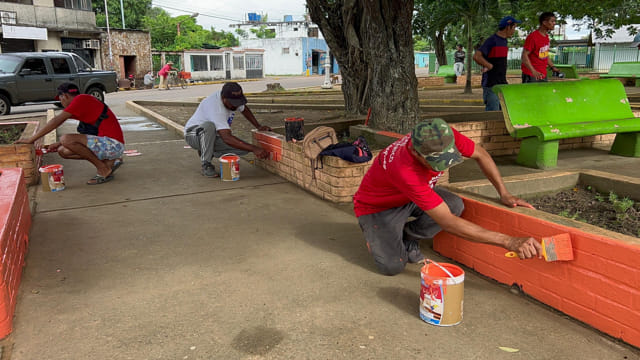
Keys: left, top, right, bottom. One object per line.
{"left": 353, "top": 118, "right": 541, "bottom": 276}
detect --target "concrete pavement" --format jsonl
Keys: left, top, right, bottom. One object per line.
{"left": 5, "top": 90, "right": 640, "bottom": 359}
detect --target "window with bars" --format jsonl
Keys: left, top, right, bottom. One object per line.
{"left": 308, "top": 27, "right": 319, "bottom": 38}
{"left": 245, "top": 55, "right": 263, "bottom": 70}
{"left": 282, "top": 48, "right": 289, "bottom": 55}
{"left": 210, "top": 55, "right": 223, "bottom": 71}
{"left": 191, "top": 55, "right": 208, "bottom": 71}
{"left": 54, "top": 0, "right": 92, "bottom": 10}
{"left": 233, "top": 54, "right": 245, "bottom": 70}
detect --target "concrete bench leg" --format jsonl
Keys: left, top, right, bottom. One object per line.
{"left": 516, "top": 137, "right": 558, "bottom": 169}
{"left": 610, "top": 132, "right": 640, "bottom": 157}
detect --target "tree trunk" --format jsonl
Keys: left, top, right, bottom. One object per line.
{"left": 307, "top": 0, "right": 419, "bottom": 133}
{"left": 464, "top": 18, "right": 473, "bottom": 94}
{"left": 433, "top": 30, "right": 447, "bottom": 67}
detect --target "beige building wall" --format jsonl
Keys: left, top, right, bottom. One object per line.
{"left": 100, "top": 29, "right": 152, "bottom": 81}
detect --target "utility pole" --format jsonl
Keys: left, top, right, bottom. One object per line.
{"left": 104, "top": 0, "right": 114, "bottom": 70}
{"left": 119, "top": 0, "right": 125, "bottom": 29}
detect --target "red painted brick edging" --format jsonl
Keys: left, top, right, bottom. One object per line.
{"left": 0, "top": 168, "right": 31, "bottom": 338}
{"left": 433, "top": 195, "right": 640, "bottom": 348}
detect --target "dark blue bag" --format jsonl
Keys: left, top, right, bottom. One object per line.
{"left": 319, "top": 136, "right": 372, "bottom": 163}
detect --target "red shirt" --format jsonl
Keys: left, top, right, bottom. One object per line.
{"left": 353, "top": 129, "right": 475, "bottom": 217}
{"left": 158, "top": 64, "right": 172, "bottom": 77}
{"left": 65, "top": 94, "right": 124, "bottom": 144}
{"left": 521, "top": 30, "right": 550, "bottom": 77}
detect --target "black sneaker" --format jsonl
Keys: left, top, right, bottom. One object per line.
{"left": 201, "top": 162, "right": 217, "bottom": 177}
{"left": 406, "top": 240, "right": 424, "bottom": 264}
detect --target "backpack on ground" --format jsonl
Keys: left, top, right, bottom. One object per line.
{"left": 319, "top": 136, "right": 372, "bottom": 163}
{"left": 302, "top": 126, "right": 338, "bottom": 179}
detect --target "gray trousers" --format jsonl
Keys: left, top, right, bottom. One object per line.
{"left": 357, "top": 187, "right": 464, "bottom": 276}
{"left": 184, "top": 122, "right": 248, "bottom": 164}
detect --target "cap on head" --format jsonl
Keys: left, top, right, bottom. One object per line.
{"left": 630, "top": 33, "right": 640, "bottom": 48}
{"left": 411, "top": 118, "right": 463, "bottom": 171}
{"left": 55, "top": 82, "right": 79, "bottom": 100}
{"left": 221, "top": 82, "right": 247, "bottom": 108}
{"left": 499, "top": 16, "right": 521, "bottom": 29}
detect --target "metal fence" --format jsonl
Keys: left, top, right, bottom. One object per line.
{"left": 422, "top": 46, "right": 640, "bottom": 74}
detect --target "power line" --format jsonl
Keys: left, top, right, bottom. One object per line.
{"left": 153, "top": 2, "right": 242, "bottom": 22}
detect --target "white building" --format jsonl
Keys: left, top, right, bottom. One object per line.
{"left": 230, "top": 15, "right": 338, "bottom": 76}
{"left": 592, "top": 26, "right": 640, "bottom": 71}
{"left": 181, "top": 48, "right": 265, "bottom": 81}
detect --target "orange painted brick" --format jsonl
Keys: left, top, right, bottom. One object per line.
{"left": 595, "top": 296, "right": 640, "bottom": 330}
{"left": 573, "top": 250, "right": 639, "bottom": 288}
{"left": 572, "top": 233, "right": 640, "bottom": 269}
{"left": 473, "top": 259, "right": 514, "bottom": 284}
{"left": 520, "top": 280, "right": 563, "bottom": 310}
{"left": 561, "top": 299, "right": 623, "bottom": 338}
{"left": 621, "top": 325, "right": 640, "bottom": 349}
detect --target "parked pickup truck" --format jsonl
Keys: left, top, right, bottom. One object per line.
{"left": 0, "top": 52, "right": 117, "bottom": 115}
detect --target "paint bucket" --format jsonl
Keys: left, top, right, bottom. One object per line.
{"left": 219, "top": 153, "right": 240, "bottom": 181}
{"left": 39, "top": 164, "right": 65, "bottom": 192}
{"left": 419, "top": 260, "right": 464, "bottom": 326}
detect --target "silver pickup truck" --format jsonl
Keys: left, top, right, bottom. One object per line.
{"left": 0, "top": 52, "right": 117, "bottom": 115}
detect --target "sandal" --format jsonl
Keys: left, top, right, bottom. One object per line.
{"left": 87, "top": 174, "right": 114, "bottom": 185}
{"left": 111, "top": 159, "right": 123, "bottom": 175}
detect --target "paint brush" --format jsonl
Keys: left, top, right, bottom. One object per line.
{"left": 504, "top": 233, "right": 573, "bottom": 261}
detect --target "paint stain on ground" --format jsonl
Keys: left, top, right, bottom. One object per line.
{"left": 231, "top": 326, "right": 285, "bottom": 356}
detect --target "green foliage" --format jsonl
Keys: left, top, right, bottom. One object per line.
{"left": 142, "top": 9, "right": 239, "bottom": 51}
{"left": 93, "top": 0, "right": 152, "bottom": 30}
{"left": 250, "top": 25, "right": 276, "bottom": 39}
{"left": 235, "top": 29, "right": 249, "bottom": 40}
{"left": 0, "top": 124, "right": 24, "bottom": 145}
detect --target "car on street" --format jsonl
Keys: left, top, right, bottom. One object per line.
{"left": 0, "top": 52, "right": 117, "bottom": 115}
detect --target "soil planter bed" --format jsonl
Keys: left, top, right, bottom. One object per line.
{"left": 438, "top": 170, "right": 640, "bottom": 348}
{"left": 0, "top": 114, "right": 47, "bottom": 186}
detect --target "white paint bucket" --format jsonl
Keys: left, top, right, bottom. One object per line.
{"left": 219, "top": 154, "right": 240, "bottom": 181}
{"left": 419, "top": 261, "right": 464, "bottom": 326}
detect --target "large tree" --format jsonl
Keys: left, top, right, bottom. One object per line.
{"left": 307, "top": 0, "right": 419, "bottom": 133}
{"left": 93, "top": 0, "right": 152, "bottom": 30}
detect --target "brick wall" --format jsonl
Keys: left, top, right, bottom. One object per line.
{"left": 0, "top": 168, "right": 31, "bottom": 339}
{"left": 451, "top": 119, "right": 616, "bottom": 157}
{"left": 417, "top": 77, "right": 445, "bottom": 87}
{"left": 455, "top": 75, "right": 482, "bottom": 86}
{"left": 100, "top": 29, "right": 152, "bottom": 80}
{"left": 253, "top": 130, "right": 450, "bottom": 203}
{"left": 0, "top": 120, "right": 44, "bottom": 186}
{"left": 433, "top": 195, "right": 640, "bottom": 348}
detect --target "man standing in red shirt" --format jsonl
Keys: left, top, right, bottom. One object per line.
{"left": 17, "top": 83, "right": 124, "bottom": 185}
{"left": 353, "top": 119, "right": 541, "bottom": 275}
{"left": 521, "top": 12, "right": 560, "bottom": 82}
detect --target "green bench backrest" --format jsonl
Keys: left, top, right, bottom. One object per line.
{"left": 493, "top": 79, "right": 634, "bottom": 134}
{"left": 607, "top": 62, "right": 640, "bottom": 76}
{"left": 436, "top": 65, "right": 455, "bottom": 77}
{"left": 546, "top": 64, "right": 578, "bottom": 79}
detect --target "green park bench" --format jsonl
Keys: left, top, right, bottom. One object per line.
{"left": 600, "top": 62, "right": 640, "bottom": 87}
{"left": 546, "top": 64, "right": 580, "bottom": 79}
{"left": 436, "top": 65, "right": 456, "bottom": 83}
{"left": 493, "top": 79, "right": 640, "bottom": 169}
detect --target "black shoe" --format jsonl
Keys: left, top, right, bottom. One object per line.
{"left": 406, "top": 240, "right": 424, "bottom": 264}
{"left": 201, "top": 162, "right": 217, "bottom": 177}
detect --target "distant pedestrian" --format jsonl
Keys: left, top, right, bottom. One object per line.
{"left": 184, "top": 82, "right": 271, "bottom": 177}
{"left": 453, "top": 44, "right": 465, "bottom": 76}
{"left": 473, "top": 16, "right": 521, "bottom": 111}
{"left": 143, "top": 71, "right": 155, "bottom": 89}
{"left": 157, "top": 61, "right": 176, "bottom": 90}
{"left": 631, "top": 34, "right": 640, "bottom": 50}
{"left": 521, "top": 12, "right": 560, "bottom": 83}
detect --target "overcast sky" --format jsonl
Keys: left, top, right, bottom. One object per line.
{"left": 151, "top": 0, "right": 309, "bottom": 31}
{"left": 150, "top": 0, "right": 587, "bottom": 39}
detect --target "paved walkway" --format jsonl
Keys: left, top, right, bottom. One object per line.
{"left": 6, "top": 96, "right": 640, "bottom": 359}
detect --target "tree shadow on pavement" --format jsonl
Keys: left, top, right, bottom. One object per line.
{"left": 293, "top": 220, "right": 379, "bottom": 274}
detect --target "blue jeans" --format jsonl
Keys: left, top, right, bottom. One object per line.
{"left": 483, "top": 87, "right": 500, "bottom": 111}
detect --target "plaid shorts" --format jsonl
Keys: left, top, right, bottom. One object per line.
{"left": 86, "top": 135, "right": 124, "bottom": 160}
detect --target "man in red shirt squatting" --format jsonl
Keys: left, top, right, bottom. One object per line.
{"left": 521, "top": 12, "right": 560, "bottom": 83}
{"left": 17, "top": 83, "right": 124, "bottom": 185}
{"left": 353, "top": 119, "right": 542, "bottom": 275}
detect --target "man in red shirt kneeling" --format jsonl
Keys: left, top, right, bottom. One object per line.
{"left": 18, "top": 83, "right": 125, "bottom": 185}
{"left": 353, "top": 119, "right": 542, "bottom": 275}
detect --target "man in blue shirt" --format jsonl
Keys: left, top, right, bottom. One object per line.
{"left": 473, "top": 16, "right": 521, "bottom": 111}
